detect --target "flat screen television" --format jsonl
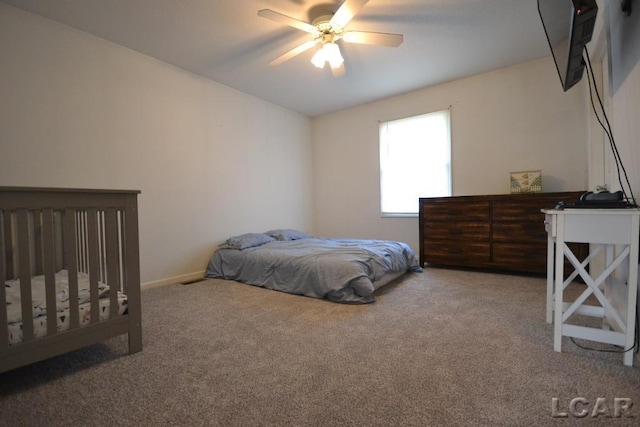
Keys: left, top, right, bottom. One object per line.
{"left": 537, "top": 0, "right": 598, "bottom": 91}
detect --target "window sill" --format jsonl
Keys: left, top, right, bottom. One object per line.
{"left": 381, "top": 213, "right": 418, "bottom": 218}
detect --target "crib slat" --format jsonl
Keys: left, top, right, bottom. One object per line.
{"left": 17, "top": 210, "right": 34, "bottom": 341}
{"left": 63, "top": 209, "right": 80, "bottom": 329}
{"left": 2, "top": 211, "right": 14, "bottom": 279}
{"left": 42, "top": 209, "right": 58, "bottom": 336}
{"left": 87, "top": 209, "right": 100, "bottom": 324}
{"left": 119, "top": 213, "right": 126, "bottom": 293}
{"left": 105, "top": 209, "right": 120, "bottom": 318}
{"left": 76, "top": 211, "right": 87, "bottom": 275}
{"left": 0, "top": 212, "right": 8, "bottom": 347}
{"left": 97, "top": 211, "right": 103, "bottom": 283}
{"left": 99, "top": 211, "right": 107, "bottom": 284}
{"left": 33, "top": 212, "right": 43, "bottom": 276}
{"left": 54, "top": 212, "right": 64, "bottom": 272}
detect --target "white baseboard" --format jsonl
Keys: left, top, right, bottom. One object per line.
{"left": 141, "top": 270, "right": 206, "bottom": 289}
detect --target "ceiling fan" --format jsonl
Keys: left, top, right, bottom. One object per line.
{"left": 258, "top": 0, "right": 403, "bottom": 77}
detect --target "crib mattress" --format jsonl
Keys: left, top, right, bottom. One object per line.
{"left": 4, "top": 270, "right": 128, "bottom": 345}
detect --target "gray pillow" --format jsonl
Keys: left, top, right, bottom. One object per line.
{"left": 265, "top": 229, "right": 310, "bottom": 241}
{"left": 219, "top": 233, "right": 275, "bottom": 250}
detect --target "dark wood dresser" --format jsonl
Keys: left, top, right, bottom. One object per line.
{"left": 419, "top": 192, "right": 587, "bottom": 274}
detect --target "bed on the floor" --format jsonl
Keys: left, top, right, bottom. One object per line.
{"left": 206, "top": 229, "right": 421, "bottom": 303}
{"left": 0, "top": 187, "right": 142, "bottom": 373}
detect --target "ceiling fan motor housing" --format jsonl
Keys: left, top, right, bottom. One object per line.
{"left": 312, "top": 14, "right": 343, "bottom": 43}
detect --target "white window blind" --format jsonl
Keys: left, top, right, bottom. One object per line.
{"left": 379, "top": 109, "right": 451, "bottom": 216}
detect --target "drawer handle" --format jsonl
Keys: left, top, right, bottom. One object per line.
{"left": 449, "top": 248, "right": 463, "bottom": 254}
{"left": 449, "top": 229, "right": 462, "bottom": 235}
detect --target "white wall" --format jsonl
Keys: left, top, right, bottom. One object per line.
{"left": 0, "top": 4, "right": 314, "bottom": 286}
{"left": 606, "top": 2, "right": 640, "bottom": 200}
{"left": 312, "top": 57, "right": 590, "bottom": 253}
{"left": 609, "top": 59, "right": 640, "bottom": 202}
{"left": 587, "top": 0, "right": 640, "bottom": 199}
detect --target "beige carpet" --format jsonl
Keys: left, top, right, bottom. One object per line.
{"left": 1, "top": 267, "right": 639, "bottom": 426}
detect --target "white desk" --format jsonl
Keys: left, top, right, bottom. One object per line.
{"left": 543, "top": 208, "right": 640, "bottom": 366}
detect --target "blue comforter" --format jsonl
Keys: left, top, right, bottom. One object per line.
{"left": 205, "top": 238, "right": 422, "bottom": 304}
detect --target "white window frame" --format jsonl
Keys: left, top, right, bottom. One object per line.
{"left": 379, "top": 109, "right": 452, "bottom": 217}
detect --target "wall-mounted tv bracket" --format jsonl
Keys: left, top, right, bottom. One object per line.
{"left": 622, "top": 0, "right": 633, "bottom": 16}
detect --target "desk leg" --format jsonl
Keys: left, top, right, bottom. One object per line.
{"left": 602, "top": 244, "right": 614, "bottom": 331}
{"left": 546, "top": 232, "right": 554, "bottom": 324}
{"left": 623, "top": 216, "right": 639, "bottom": 366}
{"left": 554, "top": 214, "right": 566, "bottom": 353}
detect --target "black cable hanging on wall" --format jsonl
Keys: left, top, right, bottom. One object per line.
{"left": 583, "top": 47, "right": 637, "bottom": 207}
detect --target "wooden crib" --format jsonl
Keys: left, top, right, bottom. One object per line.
{"left": 0, "top": 187, "right": 142, "bottom": 373}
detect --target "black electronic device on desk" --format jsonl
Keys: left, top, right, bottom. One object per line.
{"left": 555, "top": 190, "right": 634, "bottom": 209}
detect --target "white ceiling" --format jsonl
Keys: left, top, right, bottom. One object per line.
{"left": 1, "top": 0, "right": 553, "bottom": 117}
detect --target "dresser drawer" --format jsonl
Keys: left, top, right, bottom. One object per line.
{"left": 421, "top": 202, "right": 490, "bottom": 222}
{"left": 493, "top": 242, "right": 585, "bottom": 274}
{"left": 493, "top": 200, "right": 559, "bottom": 222}
{"left": 493, "top": 222, "right": 547, "bottom": 243}
{"left": 423, "top": 222, "right": 490, "bottom": 241}
{"left": 493, "top": 242, "right": 547, "bottom": 272}
{"left": 424, "top": 241, "right": 490, "bottom": 263}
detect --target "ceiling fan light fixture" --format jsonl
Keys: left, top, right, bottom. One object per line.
{"left": 311, "top": 42, "right": 344, "bottom": 69}
{"left": 310, "top": 47, "right": 326, "bottom": 68}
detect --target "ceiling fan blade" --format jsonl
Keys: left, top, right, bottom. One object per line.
{"left": 331, "top": 62, "right": 346, "bottom": 77}
{"left": 342, "top": 31, "right": 403, "bottom": 47}
{"left": 268, "top": 40, "right": 318, "bottom": 66}
{"left": 330, "top": 0, "right": 369, "bottom": 28}
{"left": 258, "top": 9, "right": 317, "bottom": 33}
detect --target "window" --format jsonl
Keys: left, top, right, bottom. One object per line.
{"left": 379, "top": 109, "right": 451, "bottom": 216}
